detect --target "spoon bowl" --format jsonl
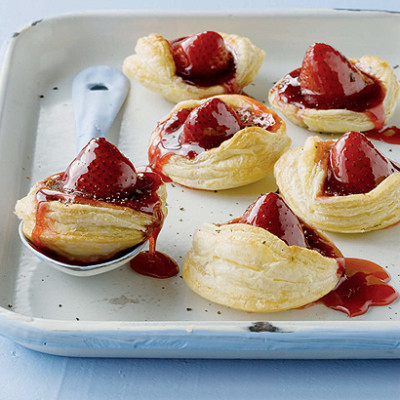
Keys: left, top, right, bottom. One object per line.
{"left": 18, "top": 66, "right": 146, "bottom": 276}
{"left": 19, "top": 222, "right": 146, "bottom": 276}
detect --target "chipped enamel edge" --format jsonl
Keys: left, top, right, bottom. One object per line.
{"left": 1, "top": 311, "right": 400, "bottom": 358}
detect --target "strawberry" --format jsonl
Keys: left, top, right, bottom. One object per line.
{"left": 170, "top": 31, "right": 233, "bottom": 78}
{"left": 235, "top": 108, "right": 276, "bottom": 130}
{"left": 62, "top": 137, "right": 138, "bottom": 199}
{"left": 299, "top": 43, "right": 375, "bottom": 108}
{"left": 179, "top": 98, "right": 241, "bottom": 150}
{"left": 240, "top": 192, "right": 308, "bottom": 248}
{"left": 325, "top": 131, "right": 399, "bottom": 195}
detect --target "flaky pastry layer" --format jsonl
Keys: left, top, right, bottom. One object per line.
{"left": 122, "top": 33, "right": 265, "bottom": 103}
{"left": 150, "top": 94, "right": 290, "bottom": 190}
{"left": 274, "top": 136, "right": 400, "bottom": 232}
{"left": 182, "top": 223, "right": 340, "bottom": 312}
{"left": 268, "top": 56, "right": 399, "bottom": 133}
{"left": 15, "top": 180, "right": 167, "bottom": 263}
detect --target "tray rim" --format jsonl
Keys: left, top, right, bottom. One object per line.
{"left": 2, "top": 309, "right": 400, "bottom": 358}
{"left": 3, "top": 6, "right": 400, "bottom": 42}
{"left": 1, "top": 8, "right": 400, "bottom": 357}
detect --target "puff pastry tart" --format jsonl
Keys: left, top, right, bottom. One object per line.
{"left": 122, "top": 31, "right": 265, "bottom": 103}
{"left": 183, "top": 192, "right": 343, "bottom": 313}
{"left": 148, "top": 94, "right": 290, "bottom": 190}
{"left": 268, "top": 43, "right": 399, "bottom": 133}
{"left": 274, "top": 131, "right": 400, "bottom": 233}
{"left": 15, "top": 138, "right": 167, "bottom": 263}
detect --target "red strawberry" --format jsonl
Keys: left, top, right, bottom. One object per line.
{"left": 180, "top": 98, "right": 241, "bottom": 150}
{"left": 325, "top": 131, "right": 399, "bottom": 195}
{"left": 240, "top": 192, "right": 308, "bottom": 248}
{"left": 62, "top": 137, "right": 137, "bottom": 199}
{"left": 299, "top": 43, "right": 375, "bottom": 108}
{"left": 235, "top": 108, "right": 276, "bottom": 130}
{"left": 170, "top": 31, "right": 233, "bottom": 78}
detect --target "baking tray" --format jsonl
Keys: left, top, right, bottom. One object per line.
{"left": 0, "top": 9, "right": 400, "bottom": 358}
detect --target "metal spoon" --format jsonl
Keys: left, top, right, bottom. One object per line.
{"left": 19, "top": 66, "right": 147, "bottom": 276}
{"left": 72, "top": 65, "right": 129, "bottom": 152}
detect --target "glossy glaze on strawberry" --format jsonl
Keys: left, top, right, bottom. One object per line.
{"left": 148, "top": 97, "right": 282, "bottom": 178}
{"left": 237, "top": 193, "right": 397, "bottom": 316}
{"left": 320, "top": 132, "right": 400, "bottom": 196}
{"left": 62, "top": 137, "right": 138, "bottom": 199}
{"left": 180, "top": 98, "right": 241, "bottom": 149}
{"left": 240, "top": 192, "right": 308, "bottom": 248}
{"left": 275, "top": 43, "right": 384, "bottom": 113}
{"left": 57, "top": 138, "right": 163, "bottom": 211}
{"left": 169, "top": 31, "right": 236, "bottom": 88}
{"left": 238, "top": 193, "right": 342, "bottom": 258}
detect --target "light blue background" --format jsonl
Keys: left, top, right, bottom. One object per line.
{"left": 1, "top": 1, "right": 400, "bottom": 399}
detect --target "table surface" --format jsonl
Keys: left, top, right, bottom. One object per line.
{"left": 1, "top": 0, "right": 400, "bottom": 399}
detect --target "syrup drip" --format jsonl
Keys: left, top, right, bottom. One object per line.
{"left": 319, "top": 258, "right": 398, "bottom": 317}
{"left": 32, "top": 200, "right": 51, "bottom": 250}
{"left": 129, "top": 207, "right": 179, "bottom": 279}
{"left": 365, "top": 126, "right": 400, "bottom": 145}
{"left": 289, "top": 230, "right": 397, "bottom": 317}
{"left": 365, "top": 105, "right": 386, "bottom": 130}
{"left": 32, "top": 186, "right": 77, "bottom": 249}
{"left": 276, "top": 68, "right": 386, "bottom": 129}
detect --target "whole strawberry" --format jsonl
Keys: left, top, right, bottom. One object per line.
{"left": 299, "top": 43, "right": 375, "bottom": 108}
{"left": 325, "top": 131, "right": 399, "bottom": 195}
{"left": 170, "top": 31, "right": 233, "bottom": 79}
{"left": 240, "top": 192, "right": 308, "bottom": 248}
{"left": 62, "top": 137, "right": 138, "bottom": 199}
{"left": 179, "top": 98, "right": 241, "bottom": 151}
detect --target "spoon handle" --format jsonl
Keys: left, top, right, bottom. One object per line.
{"left": 72, "top": 65, "right": 130, "bottom": 153}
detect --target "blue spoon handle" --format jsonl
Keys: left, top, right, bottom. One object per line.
{"left": 72, "top": 65, "right": 130, "bottom": 153}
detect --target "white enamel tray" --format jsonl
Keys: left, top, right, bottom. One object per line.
{"left": 1, "top": 9, "right": 400, "bottom": 358}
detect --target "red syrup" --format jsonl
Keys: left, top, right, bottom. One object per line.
{"left": 280, "top": 225, "right": 397, "bottom": 316}
{"left": 169, "top": 32, "right": 238, "bottom": 91}
{"left": 175, "top": 67, "right": 239, "bottom": 93}
{"left": 300, "top": 222, "right": 397, "bottom": 316}
{"left": 365, "top": 126, "right": 400, "bottom": 145}
{"left": 235, "top": 193, "right": 397, "bottom": 317}
{"left": 129, "top": 222, "right": 179, "bottom": 279}
{"left": 148, "top": 96, "right": 282, "bottom": 178}
{"left": 319, "top": 258, "right": 398, "bottom": 317}
{"left": 30, "top": 170, "right": 166, "bottom": 265}
{"left": 275, "top": 68, "right": 386, "bottom": 129}
{"left": 36, "top": 171, "right": 164, "bottom": 219}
